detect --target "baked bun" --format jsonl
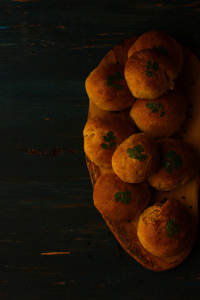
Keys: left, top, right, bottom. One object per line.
{"left": 137, "top": 199, "right": 192, "bottom": 258}
{"left": 93, "top": 171, "right": 151, "bottom": 222}
{"left": 130, "top": 89, "right": 187, "bottom": 139}
{"left": 148, "top": 138, "right": 198, "bottom": 191}
{"left": 83, "top": 116, "right": 136, "bottom": 168}
{"left": 112, "top": 133, "right": 160, "bottom": 183}
{"left": 125, "top": 49, "right": 178, "bottom": 100}
{"left": 85, "top": 63, "right": 135, "bottom": 111}
{"left": 128, "top": 30, "right": 183, "bottom": 73}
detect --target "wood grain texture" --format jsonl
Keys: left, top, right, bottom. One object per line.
{"left": 1, "top": 0, "right": 200, "bottom": 299}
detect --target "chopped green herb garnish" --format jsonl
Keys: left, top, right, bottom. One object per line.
{"left": 165, "top": 219, "right": 180, "bottom": 238}
{"left": 101, "top": 131, "right": 116, "bottom": 149}
{"left": 127, "top": 145, "right": 147, "bottom": 162}
{"left": 114, "top": 190, "right": 131, "bottom": 204}
{"left": 153, "top": 46, "right": 168, "bottom": 54}
{"left": 145, "top": 60, "right": 159, "bottom": 77}
{"left": 146, "top": 101, "right": 166, "bottom": 117}
{"left": 106, "top": 72, "right": 124, "bottom": 89}
{"left": 160, "top": 111, "right": 166, "bottom": 117}
{"left": 163, "top": 150, "right": 183, "bottom": 173}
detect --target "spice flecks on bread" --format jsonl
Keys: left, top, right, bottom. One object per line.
{"left": 112, "top": 133, "right": 160, "bottom": 183}
{"left": 125, "top": 49, "right": 177, "bottom": 99}
{"left": 93, "top": 171, "right": 151, "bottom": 222}
{"left": 85, "top": 63, "right": 135, "bottom": 111}
{"left": 127, "top": 30, "right": 183, "bottom": 73}
{"left": 137, "top": 199, "right": 192, "bottom": 258}
{"left": 130, "top": 89, "right": 187, "bottom": 139}
{"left": 83, "top": 116, "right": 136, "bottom": 168}
{"left": 148, "top": 138, "right": 198, "bottom": 191}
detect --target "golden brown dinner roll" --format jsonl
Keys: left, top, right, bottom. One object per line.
{"left": 112, "top": 133, "right": 160, "bottom": 183}
{"left": 83, "top": 116, "right": 136, "bottom": 168}
{"left": 93, "top": 171, "right": 151, "bottom": 222}
{"left": 85, "top": 63, "right": 135, "bottom": 111}
{"left": 130, "top": 89, "right": 187, "bottom": 139}
{"left": 128, "top": 30, "right": 183, "bottom": 73}
{"left": 137, "top": 199, "right": 192, "bottom": 258}
{"left": 148, "top": 138, "right": 198, "bottom": 191}
{"left": 125, "top": 48, "right": 178, "bottom": 99}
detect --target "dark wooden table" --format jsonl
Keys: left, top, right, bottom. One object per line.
{"left": 1, "top": 1, "right": 200, "bottom": 299}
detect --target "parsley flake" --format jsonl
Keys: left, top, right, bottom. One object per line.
{"left": 127, "top": 145, "right": 147, "bottom": 162}
{"left": 106, "top": 72, "right": 124, "bottom": 89}
{"left": 101, "top": 131, "right": 116, "bottom": 150}
{"left": 146, "top": 101, "right": 165, "bottom": 117}
{"left": 163, "top": 150, "right": 183, "bottom": 173}
{"left": 165, "top": 219, "right": 180, "bottom": 238}
{"left": 145, "top": 60, "right": 159, "bottom": 77}
{"left": 114, "top": 190, "right": 131, "bottom": 204}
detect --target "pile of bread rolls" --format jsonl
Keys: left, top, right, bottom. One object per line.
{"left": 83, "top": 30, "right": 198, "bottom": 260}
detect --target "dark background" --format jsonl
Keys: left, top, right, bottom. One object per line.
{"left": 1, "top": 0, "right": 200, "bottom": 299}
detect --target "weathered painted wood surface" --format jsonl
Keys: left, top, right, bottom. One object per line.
{"left": 1, "top": 0, "right": 200, "bottom": 299}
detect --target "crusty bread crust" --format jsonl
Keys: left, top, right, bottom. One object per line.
{"left": 137, "top": 199, "right": 192, "bottom": 258}
{"left": 83, "top": 116, "right": 136, "bottom": 168}
{"left": 112, "top": 133, "right": 160, "bottom": 183}
{"left": 93, "top": 171, "right": 151, "bottom": 222}
{"left": 128, "top": 30, "right": 183, "bottom": 73}
{"left": 125, "top": 49, "right": 178, "bottom": 99}
{"left": 148, "top": 138, "right": 198, "bottom": 191}
{"left": 85, "top": 63, "right": 135, "bottom": 111}
{"left": 130, "top": 89, "right": 187, "bottom": 139}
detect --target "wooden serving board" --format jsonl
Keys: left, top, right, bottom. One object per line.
{"left": 85, "top": 36, "right": 200, "bottom": 271}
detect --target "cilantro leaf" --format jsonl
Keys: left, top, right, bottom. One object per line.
{"left": 101, "top": 131, "right": 116, "bottom": 150}
{"left": 146, "top": 102, "right": 153, "bottom": 109}
{"left": 114, "top": 190, "right": 131, "bottom": 204}
{"left": 160, "top": 111, "right": 166, "bottom": 117}
{"left": 106, "top": 75, "right": 115, "bottom": 88}
{"left": 146, "top": 60, "right": 153, "bottom": 69}
{"left": 106, "top": 72, "right": 124, "bottom": 89}
{"left": 110, "top": 141, "right": 117, "bottom": 148}
{"left": 100, "top": 143, "right": 109, "bottom": 150}
{"left": 152, "top": 61, "right": 159, "bottom": 71}
{"left": 172, "top": 155, "right": 183, "bottom": 170}
{"left": 163, "top": 161, "right": 172, "bottom": 173}
{"left": 123, "top": 190, "right": 131, "bottom": 196}
{"left": 163, "top": 150, "right": 183, "bottom": 173}
{"left": 127, "top": 145, "right": 147, "bottom": 162}
{"left": 145, "top": 60, "right": 159, "bottom": 77}
{"left": 146, "top": 70, "right": 155, "bottom": 77}
{"left": 103, "top": 135, "right": 109, "bottom": 142}
{"left": 165, "top": 219, "right": 180, "bottom": 238}
{"left": 146, "top": 101, "right": 165, "bottom": 117}
{"left": 114, "top": 191, "right": 121, "bottom": 202}
{"left": 107, "top": 130, "right": 116, "bottom": 140}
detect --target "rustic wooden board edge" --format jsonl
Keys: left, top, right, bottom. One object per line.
{"left": 84, "top": 34, "right": 200, "bottom": 271}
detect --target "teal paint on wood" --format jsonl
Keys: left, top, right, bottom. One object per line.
{"left": 0, "top": 0, "right": 200, "bottom": 299}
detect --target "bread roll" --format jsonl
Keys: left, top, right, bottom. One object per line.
{"left": 130, "top": 89, "right": 187, "bottom": 139}
{"left": 85, "top": 63, "right": 135, "bottom": 111}
{"left": 125, "top": 49, "right": 178, "bottom": 99}
{"left": 112, "top": 133, "right": 160, "bottom": 183}
{"left": 128, "top": 30, "right": 183, "bottom": 73}
{"left": 137, "top": 199, "right": 192, "bottom": 258}
{"left": 93, "top": 171, "right": 151, "bottom": 222}
{"left": 83, "top": 116, "right": 136, "bottom": 168}
{"left": 148, "top": 138, "right": 198, "bottom": 191}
